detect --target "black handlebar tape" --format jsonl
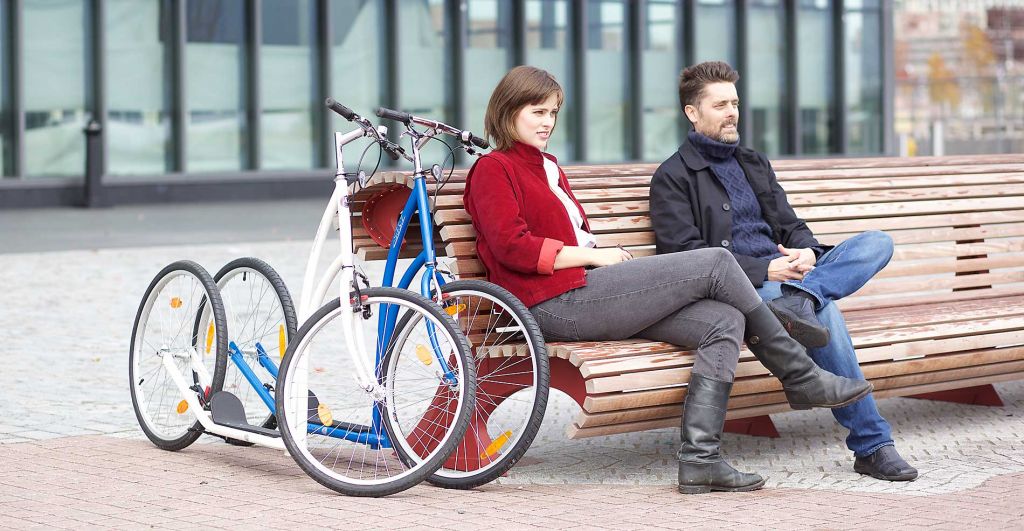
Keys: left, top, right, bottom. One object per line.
{"left": 470, "top": 134, "right": 489, "bottom": 149}
{"left": 375, "top": 107, "right": 412, "bottom": 125}
{"left": 324, "top": 98, "right": 357, "bottom": 121}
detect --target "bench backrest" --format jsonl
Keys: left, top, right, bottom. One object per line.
{"left": 352, "top": 154, "right": 1024, "bottom": 312}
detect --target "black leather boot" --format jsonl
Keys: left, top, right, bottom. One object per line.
{"left": 678, "top": 374, "right": 766, "bottom": 494}
{"left": 768, "top": 294, "right": 830, "bottom": 348}
{"left": 745, "top": 303, "right": 873, "bottom": 410}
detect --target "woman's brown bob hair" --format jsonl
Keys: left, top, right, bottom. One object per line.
{"left": 484, "top": 66, "right": 564, "bottom": 151}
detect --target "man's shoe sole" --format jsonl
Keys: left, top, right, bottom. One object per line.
{"left": 788, "top": 382, "right": 874, "bottom": 410}
{"left": 678, "top": 477, "right": 767, "bottom": 494}
{"left": 853, "top": 463, "right": 918, "bottom": 482}
{"left": 770, "top": 305, "right": 831, "bottom": 348}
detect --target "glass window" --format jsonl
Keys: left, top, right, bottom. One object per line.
{"left": 641, "top": 0, "right": 682, "bottom": 161}
{"left": 24, "top": 0, "right": 89, "bottom": 177}
{"left": 186, "top": 0, "right": 247, "bottom": 172}
{"left": 106, "top": 0, "right": 173, "bottom": 175}
{"left": 331, "top": 1, "right": 383, "bottom": 129}
{"left": 261, "top": 0, "right": 317, "bottom": 170}
{"left": 464, "top": 0, "right": 512, "bottom": 136}
{"left": 525, "top": 0, "right": 572, "bottom": 160}
{"left": 746, "top": 0, "right": 786, "bottom": 155}
{"left": 397, "top": 0, "right": 451, "bottom": 166}
{"left": 585, "top": 0, "right": 628, "bottom": 162}
{"left": 695, "top": 0, "right": 735, "bottom": 64}
{"left": 845, "top": 0, "right": 883, "bottom": 154}
{"left": 798, "top": 0, "right": 834, "bottom": 154}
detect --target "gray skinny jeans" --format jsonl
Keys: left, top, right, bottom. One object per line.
{"left": 529, "top": 248, "right": 764, "bottom": 382}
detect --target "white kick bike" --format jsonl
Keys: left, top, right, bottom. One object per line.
{"left": 128, "top": 99, "right": 477, "bottom": 497}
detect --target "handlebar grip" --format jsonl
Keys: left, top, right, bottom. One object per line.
{"left": 469, "top": 134, "right": 489, "bottom": 149}
{"left": 375, "top": 106, "right": 412, "bottom": 125}
{"left": 325, "top": 98, "right": 357, "bottom": 121}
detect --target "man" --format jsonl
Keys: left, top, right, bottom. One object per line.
{"left": 649, "top": 60, "right": 917, "bottom": 482}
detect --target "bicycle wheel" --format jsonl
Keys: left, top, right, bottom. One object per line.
{"left": 275, "top": 287, "right": 476, "bottom": 497}
{"left": 213, "top": 257, "right": 297, "bottom": 432}
{"left": 399, "top": 280, "right": 549, "bottom": 489}
{"left": 129, "top": 260, "right": 227, "bottom": 451}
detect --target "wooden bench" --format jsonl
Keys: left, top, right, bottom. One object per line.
{"left": 351, "top": 153, "right": 1024, "bottom": 439}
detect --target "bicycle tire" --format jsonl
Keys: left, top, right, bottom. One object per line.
{"left": 391, "top": 280, "right": 549, "bottom": 489}
{"left": 274, "top": 287, "right": 476, "bottom": 497}
{"left": 212, "top": 257, "right": 297, "bottom": 435}
{"left": 129, "top": 260, "right": 228, "bottom": 451}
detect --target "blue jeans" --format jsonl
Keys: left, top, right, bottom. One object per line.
{"left": 757, "top": 230, "right": 895, "bottom": 457}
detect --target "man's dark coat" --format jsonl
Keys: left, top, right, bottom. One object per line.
{"left": 649, "top": 139, "right": 831, "bottom": 287}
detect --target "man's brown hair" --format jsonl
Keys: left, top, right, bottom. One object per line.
{"left": 678, "top": 61, "right": 740, "bottom": 112}
{"left": 484, "top": 66, "right": 564, "bottom": 151}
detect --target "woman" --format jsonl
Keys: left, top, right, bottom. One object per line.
{"left": 464, "top": 66, "right": 871, "bottom": 494}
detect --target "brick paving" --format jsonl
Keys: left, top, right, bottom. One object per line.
{"left": 3, "top": 201, "right": 1024, "bottom": 528}
{"left": 1, "top": 436, "right": 1022, "bottom": 530}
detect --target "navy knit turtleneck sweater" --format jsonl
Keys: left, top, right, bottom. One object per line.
{"left": 688, "top": 131, "right": 781, "bottom": 260}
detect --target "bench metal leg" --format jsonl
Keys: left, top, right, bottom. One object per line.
{"left": 724, "top": 415, "right": 780, "bottom": 438}
{"left": 906, "top": 384, "right": 1004, "bottom": 406}
{"left": 404, "top": 356, "right": 581, "bottom": 472}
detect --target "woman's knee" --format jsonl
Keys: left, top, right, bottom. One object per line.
{"left": 700, "top": 303, "right": 743, "bottom": 362}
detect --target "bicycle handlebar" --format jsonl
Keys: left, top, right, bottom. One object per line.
{"left": 462, "top": 131, "right": 490, "bottom": 149}
{"left": 325, "top": 98, "right": 403, "bottom": 161}
{"left": 325, "top": 98, "right": 357, "bottom": 121}
{"left": 375, "top": 106, "right": 489, "bottom": 150}
{"left": 375, "top": 107, "right": 412, "bottom": 125}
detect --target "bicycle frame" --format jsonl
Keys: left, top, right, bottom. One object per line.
{"left": 202, "top": 122, "right": 456, "bottom": 450}
{"left": 379, "top": 130, "right": 451, "bottom": 297}
{"left": 159, "top": 125, "right": 398, "bottom": 450}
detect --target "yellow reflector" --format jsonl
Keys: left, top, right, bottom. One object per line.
{"left": 176, "top": 400, "right": 189, "bottom": 414}
{"left": 317, "top": 403, "right": 333, "bottom": 426}
{"left": 416, "top": 345, "right": 433, "bottom": 366}
{"left": 205, "top": 322, "right": 215, "bottom": 354}
{"left": 444, "top": 303, "right": 467, "bottom": 316}
{"left": 170, "top": 297, "right": 182, "bottom": 309}
{"left": 481, "top": 431, "right": 513, "bottom": 459}
{"left": 278, "top": 325, "right": 287, "bottom": 358}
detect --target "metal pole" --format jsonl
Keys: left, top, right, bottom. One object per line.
{"left": 82, "top": 120, "right": 106, "bottom": 207}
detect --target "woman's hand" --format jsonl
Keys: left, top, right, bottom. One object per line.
{"left": 554, "top": 246, "right": 632, "bottom": 270}
{"left": 588, "top": 247, "right": 633, "bottom": 267}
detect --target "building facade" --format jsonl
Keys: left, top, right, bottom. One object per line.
{"left": 894, "top": 0, "right": 1024, "bottom": 156}
{"left": 0, "top": 0, "right": 890, "bottom": 208}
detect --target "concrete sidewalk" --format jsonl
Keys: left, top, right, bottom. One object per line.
{"left": 2, "top": 200, "right": 1023, "bottom": 528}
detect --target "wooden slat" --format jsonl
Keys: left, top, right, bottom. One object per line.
{"left": 873, "top": 254, "right": 1024, "bottom": 279}
{"left": 571, "top": 302, "right": 1024, "bottom": 382}
{"left": 568, "top": 370, "right": 1024, "bottom": 438}
{"left": 573, "top": 355, "right": 1024, "bottom": 432}
{"left": 789, "top": 183, "right": 1024, "bottom": 207}
{"left": 839, "top": 285, "right": 1024, "bottom": 312}
{"left": 797, "top": 196, "right": 1024, "bottom": 221}
{"left": 854, "top": 270, "right": 1024, "bottom": 296}
{"left": 583, "top": 326, "right": 1024, "bottom": 394}
{"left": 844, "top": 295, "right": 1024, "bottom": 333}
{"left": 808, "top": 210, "right": 1024, "bottom": 235}
{"left": 824, "top": 222, "right": 1024, "bottom": 247}
{"left": 441, "top": 210, "right": 1024, "bottom": 245}
{"left": 780, "top": 172, "right": 1024, "bottom": 192}
{"left": 580, "top": 345, "right": 1024, "bottom": 414}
